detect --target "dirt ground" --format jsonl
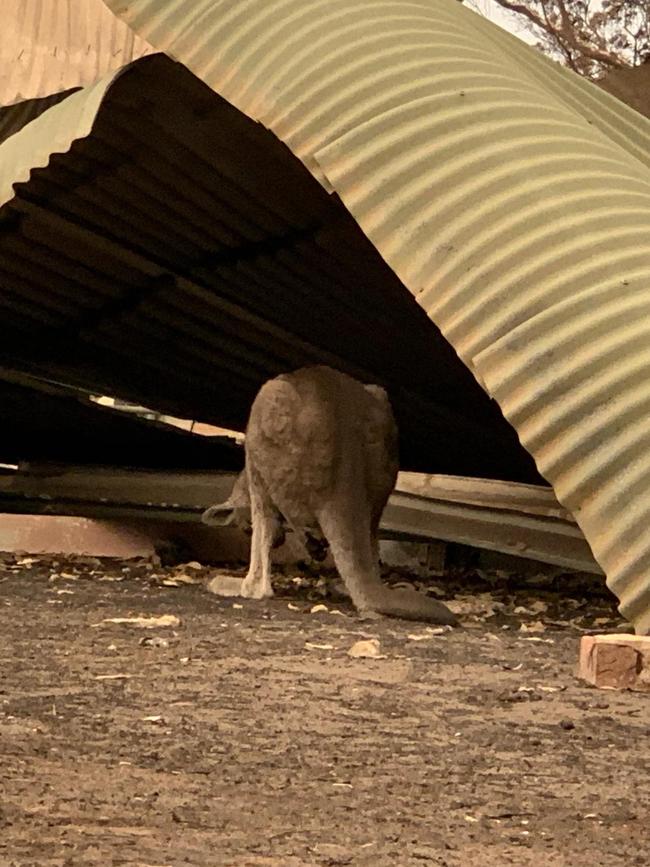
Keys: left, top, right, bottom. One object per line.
{"left": 0, "top": 553, "right": 648, "bottom": 867}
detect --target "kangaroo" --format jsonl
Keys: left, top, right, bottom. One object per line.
{"left": 203, "top": 366, "right": 458, "bottom": 625}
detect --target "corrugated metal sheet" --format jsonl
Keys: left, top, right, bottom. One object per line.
{"left": 0, "top": 466, "right": 601, "bottom": 575}
{"left": 0, "top": 88, "right": 79, "bottom": 146}
{"left": 397, "top": 473, "right": 572, "bottom": 521}
{"left": 0, "top": 76, "right": 114, "bottom": 204}
{"left": 385, "top": 492, "right": 599, "bottom": 575}
{"left": 102, "top": 0, "right": 650, "bottom": 182}
{"left": 0, "top": 54, "right": 541, "bottom": 484}
{"left": 1, "top": 0, "right": 153, "bottom": 106}
{"left": 0, "top": 466, "right": 238, "bottom": 519}
{"left": 100, "top": 1, "right": 650, "bottom": 632}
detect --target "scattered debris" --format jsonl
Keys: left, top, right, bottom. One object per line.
{"left": 347, "top": 638, "right": 386, "bottom": 659}
{"left": 94, "top": 674, "right": 136, "bottom": 681}
{"left": 162, "top": 573, "right": 198, "bottom": 587}
{"left": 519, "top": 636, "right": 555, "bottom": 644}
{"left": 92, "top": 615, "right": 181, "bottom": 629}
{"left": 447, "top": 593, "right": 505, "bottom": 618}
{"left": 519, "top": 621, "right": 546, "bottom": 633}
{"left": 502, "top": 662, "right": 523, "bottom": 671}
{"left": 310, "top": 604, "right": 329, "bottom": 614}
{"left": 139, "top": 636, "right": 169, "bottom": 649}
{"left": 305, "top": 642, "right": 334, "bottom": 651}
{"left": 405, "top": 626, "right": 452, "bottom": 640}
{"left": 514, "top": 601, "right": 548, "bottom": 616}
{"left": 142, "top": 715, "right": 165, "bottom": 724}
{"left": 498, "top": 687, "right": 542, "bottom": 703}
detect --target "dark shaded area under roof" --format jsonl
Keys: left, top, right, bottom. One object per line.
{"left": 0, "top": 369, "right": 242, "bottom": 470}
{"left": 0, "top": 54, "right": 544, "bottom": 484}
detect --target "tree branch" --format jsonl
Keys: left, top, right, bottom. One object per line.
{"left": 491, "top": 0, "right": 628, "bottom": 69}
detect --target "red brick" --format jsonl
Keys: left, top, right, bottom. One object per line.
{"left": 578, "top": 634, "right": 650, "bottom": 691}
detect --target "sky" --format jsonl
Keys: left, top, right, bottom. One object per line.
{"left": 466, "top": 0, "right": 538, "bottom": 44}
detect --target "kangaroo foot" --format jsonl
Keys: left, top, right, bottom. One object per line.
{"left": 240, "top": 574, "right": 274, "bottom": 600}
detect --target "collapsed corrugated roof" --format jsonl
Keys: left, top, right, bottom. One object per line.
{"left": 3, "top": 1, "right": 650, "bottom": 632}
{"left": 0, "top": 52, "right": 540, "bottom": 482}
{"left": 98, "top": 0, "right": 650, "bottom": 633}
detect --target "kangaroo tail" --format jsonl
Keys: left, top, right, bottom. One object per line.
{"left": 318, "top": 505, "right": 459, "bottom": 626}
{"left": 370, "top": 587, "right": 458, "bottom": 625}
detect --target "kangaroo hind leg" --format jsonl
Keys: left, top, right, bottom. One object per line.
{"left": 240, "top": 468, "right": 280, "bottom": 600}
{"left": 207, "top": 468, "right": 280, "bottom": 600}
{"left": 317, "top": 501, "right": 384, "bottom": 617}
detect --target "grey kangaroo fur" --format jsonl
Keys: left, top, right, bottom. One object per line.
{"left": 202, "top": 366, "right": 458, "bottom": 625}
